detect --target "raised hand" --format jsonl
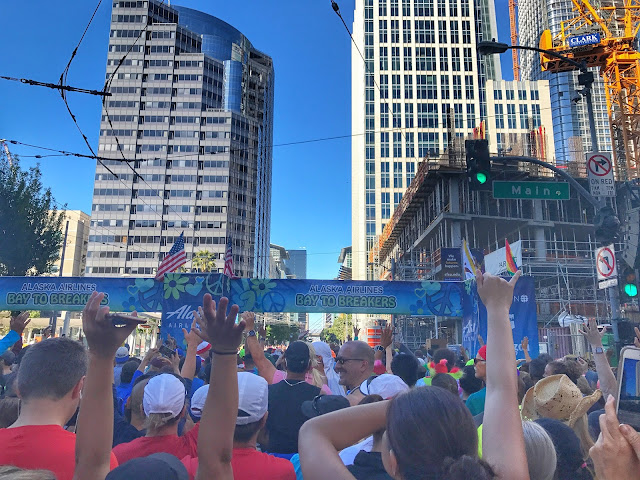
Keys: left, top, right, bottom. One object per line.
{"left": 634, "top": 326, "right": 640, "bottom": 349}
{"left": 194, "top": 294, "right": 245, "bottom": 355}
{"left": 380, "top": 325, "right": 393, "bottom": 349}
{"left": 521, "top": 336, "right": 529, "bottom": 352}
{"left": 82, "top": 291, "right": 143, "bottom": 359}
{"left": 258, "top": 325, "right": 267, "bottom": 339}
{"left": 590, "top": 395, "right": 640, "bottom": 479}
{"left": 10, "top": 311, "right": 30, "bottom": 336}
{"left": 580, "top": 317, "right": 606, "bottom": 347}
{"left": 182, "top": 317, "right": 201, "bottom": 348}
{"left": 477, "top": 334, "right": 485, "bottom": 347}
{"left": 241, "top": 311, "right": 256, "bottom": 332}
{"left": 476, "top": 270, "right": 521, "bottom": 312}
{"left": 353, "top": 326, "right": 360, "bottom": 338}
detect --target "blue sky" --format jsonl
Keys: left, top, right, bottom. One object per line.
{"left": 1, "top": 1, "right": 512, "bottom": 328}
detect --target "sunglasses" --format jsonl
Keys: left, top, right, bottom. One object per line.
{"left": 335, "top": 357, "right": 365, "bottom": 365}
{"left": 474, "top": 358, "right": 486, "bottom": 365}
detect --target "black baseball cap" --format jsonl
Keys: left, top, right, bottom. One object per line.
{"left": 285, "top": 341, "right": 311, "bottom": 372}
{"left": 106, "top": 453, "right": 189, "bottom": 480}
{"left": 302, "top": 395, "right": 351, "bottom": 418}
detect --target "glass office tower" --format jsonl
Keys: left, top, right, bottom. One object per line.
{"left": 87, "top": 1, "right": 274, "bottom": 278}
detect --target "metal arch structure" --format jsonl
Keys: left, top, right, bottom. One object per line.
{"left": 538, "top": 0, "right": 640, "bottom": 181}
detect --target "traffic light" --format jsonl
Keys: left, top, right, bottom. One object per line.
{"left": 621, "top": 206, "right": 640, "bottom": 268}
{"left": 465, "top": 139, "right": 491, "bottom": 190}
{"left": 594, "top": 206, "right": 621, "bottom": 246}
{"left": 621, "top": 268, "right": 639, "bottom": 301}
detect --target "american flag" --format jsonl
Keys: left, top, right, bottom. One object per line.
{"left": 223, "top": 236, "right": 236, "bottom": 278}
{"left": 155, "top": 232, "right": 187, "bottom": 281}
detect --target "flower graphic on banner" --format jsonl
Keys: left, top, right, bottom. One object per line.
{"left": 121, "top": 296, "right": 138, "bottom": 312}
{"left": 164, "top": 273, "right": 189, "bottom": 300}
{"left": 421, "top": 281, "right": 442, "bottom": 296}
{"left": 410, "top": 300, "right": 427, "bottom": 316}
{"left": 135, "top": 278, "right": 155, "bottom": 294}
{"left": 250, "top": 279, "right": 276, "bottom": 298}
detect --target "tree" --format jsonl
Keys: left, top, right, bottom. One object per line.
{"left": 320, "top": 313, "right": 353, "bottom": 343}
{"left": 266, "top": 324, "right": 300, "bottom": 345}
{"left": 0, "top": 155, "right": 65, "bottom": 276}
{"left": 191, "top": 249, "right": 217, "bottom": 272}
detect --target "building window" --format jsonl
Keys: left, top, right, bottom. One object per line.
{"left": 391, "top": 0, "right": 399, "bottom": 16}
{"left": 461, "top": 0, "right": 470, "bottom": 16}
{"left": 380, "top": 47, "right": 388, "bottom": 70}
{"left": 391, "top": 47, "right": 401, "bottom": 70}
{"left": 405, "top": 103, "right": 414, "bottom": 127}
{"left": 393, "top": 162, "right": 403, "bottom": 188}
{"left": 416, "top": 47, "right": 436, "bottom": 71}
{"left": 418, "top": 132, "right": 439, "bottom": 157}
{"left": 381, "top": 192, "right": 391, "bottom": 219}
{"left": 440, "top": 48, "right": 449, "bottom": 71}
{"left": 462, "top": 21, "right": 471, "bottom": 44}
{"left": 506, "top": 89, "right": 515, "bottom": 100}
{"left": 391, "top": 19, "right": 400, "bottom": 42}
{"left": 438, "top": 20, "right": 447, "bottom": 43}
{"left": 393, "top": 132, "right": 402, "bottom": 157}
{"left": 454, "top": 104, "right": 463, "bottom": 129}
{"left": 392, "top": 75, "right": 401, "bottom": 98}
{"left": 394, "top": 192, "right": 403, "bottom": 207}
{"left": 453, "top": 75, "right": 462, "bottom": 100}
{"left": 379, "top": 20, "right": 388, "bottom": 43}
{"left": 381, "top": 103, "right": 390, "bottom": 128}
{"left": 406, "top": 132, "right": 415, "bottom": 157}
{"left": 532, "top": 104, "right": 541, "bottom": 127}
{"left": 380, "top": 74, "right": 389, "bottom": 99}
{"left": 402, "top": 20, "right": 412, "bottom": 43}
{"left": 465, "top": 75, "right": 474, "bottom": 99}
{"left": 495, "top": 104, "right": 504, "bottom": 129}
{"left": 520, "top": 104, "right": 529, "bottom": 129}
{"left": 406, "top": 161, "right": 415, "bottom": 185}
{"left": 381, "top": 132, "right": 390, "bottom": 157}
{"left": 402, "top": 0, "right": 411, "bottom": 16}
{"left": 507, "top": 104, "right": 517, "bottom": 129}
{"left": 450, "top": 21, "right": 459, "bottom": 43}
{"left": 414, "top": 20, "right": 435, "bottom": 43}
{"left": 417, "top": 103, "right": 438, "bottom": 128}
{"left": 463, "top": 47, "right": 473, "bottom": 71}
{"left": 403, "top": 47, "right": 413, "bottom": 70}
{"left": 518, "top": 89, "right": 527, "bottom": 101}
{"left": 404, "top": 74, "right": 413, "bottom": 99}
{"left": 381, "top": 162, "right": 390, "bottom": 188}
{"left": 467, "top": 104, "right": 476, "bottom": 128}
{"left": 393, "top": 103, "right": 402, "bottom": 128}
{"left": 451, "top": 48, "right": 461, "bottom": 71}
{"left": 530, "top": 89, "right": 540, "bottom": 100}
{"left": 379, "top": 0, "right": 387, "bottom": 16}
{"left": 494, "top": 89, "right": 503, "bottom": 100}
{"left": 415, "top": 0, "right": 435, "bottom": 16}
{"left": 441, "top": 75, "right": 450, "bottom": 99}
{"left": 437, "top": 0, "right": 446, "bottom": 16}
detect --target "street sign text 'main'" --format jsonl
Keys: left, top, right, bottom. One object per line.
{"left": 492, "top": 181, "right": 570, "bottom": 200}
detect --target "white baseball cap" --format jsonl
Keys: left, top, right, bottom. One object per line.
{"left": 143, "top": 374, "right": 186, "bottom": 418}
{"left": 237, "top": 372, "right": 268, "bottom": 425}
{"left": 115, "top": 346, "right": 130, "bottom": 364}
{"left": 190, "top": 385, "right": 209, "bottom": 419}
{"left": 364, "top": 374, "right": 409, "bottom": 399}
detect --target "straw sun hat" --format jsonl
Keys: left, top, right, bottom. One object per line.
{"left": 521, "top": 374, "right": 602, "bottom": 426}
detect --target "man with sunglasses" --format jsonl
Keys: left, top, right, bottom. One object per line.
{"left": 466, "top": 345, "right": 487, "bottom": 416}
{"left": 334, "top": 341, "right": 375, "bottom": 406}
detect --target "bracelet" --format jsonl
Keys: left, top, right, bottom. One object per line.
{"left": 211, "top": 349, "right": 239, "bottom": 356}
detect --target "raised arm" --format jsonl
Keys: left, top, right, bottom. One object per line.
{"left": 137, "top": 346, "right": 158, "bottom": 373}
{"left": 380, "top": 325, "right": 394, "bottom": 374}
{"left": 477, "top": 271, "right": 529, "bottom": 480}
{"left": 74, "top": 294, "right": 143, "bottom": 480}
{"left": 193, "top": 294, "right": 245, "bottom": 480}
{"left": 521, "top": 337, "right": 532, "bottom": 363}
{"left": 299, "top": 400, "right": 388, "bottom": 480}
{"left": 180, "top": 317, "right": 201, "bottom": 380}
{"left": 581, "top": 318, "right": 617, "bottom": 401}
{"left": 242, "top": 312, "right": 276, "bottom": 383}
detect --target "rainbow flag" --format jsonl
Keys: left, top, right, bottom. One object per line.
{"left": 505, "top": 239, "right": 519, "bottom": 275}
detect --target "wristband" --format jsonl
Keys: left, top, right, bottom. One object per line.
{"left": 211, "top": 349, "right": 239, "bottom": 356}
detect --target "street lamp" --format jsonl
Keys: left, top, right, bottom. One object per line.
{"left": 477, "top": 40, "right": 598, "bottom": 154}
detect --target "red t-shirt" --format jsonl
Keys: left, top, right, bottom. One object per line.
{"left": 0, "top": 424, "right": 118, "bottom": 480}
{"left": 181, "top": 448, "right": 296, "bottom": 480}
{"left": 112, "top": 424, "right": 199, "bottom": 465}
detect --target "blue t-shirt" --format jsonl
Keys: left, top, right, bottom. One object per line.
{"left": 466, "top": 386, "right": 486, "bottom": 416}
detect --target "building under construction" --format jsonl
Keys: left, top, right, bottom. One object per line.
{"left": 368, "top": 146, "right": 626, "bottom": 353}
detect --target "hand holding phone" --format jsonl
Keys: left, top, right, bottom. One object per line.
{"left": 616, "top": 346, "right": 640, "bottom": 431}
{"left": 106, "top": 313, "right": 145, "bottom": 328}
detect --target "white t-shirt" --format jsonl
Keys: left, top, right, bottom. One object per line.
{"left": 338, "top": 436, "right": 375, "bottom": 466}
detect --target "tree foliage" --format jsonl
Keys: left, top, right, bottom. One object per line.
{"left": 191, "top": 249, "right": 217, "bottom": 272}
{"left": 320, "top": 313, "right": 353, "bottom": 344}
{"left": 266, "top": 324, "right": 300, "bottom": 345}
{"left": 0, "top": 155, "right": 65, "bottom": 276}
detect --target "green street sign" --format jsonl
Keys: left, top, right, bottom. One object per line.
{"left": 492, "top": 181, "right": 570, "bottom": 200}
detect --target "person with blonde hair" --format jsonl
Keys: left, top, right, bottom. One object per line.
{"left": 522, "top": 421, "right": 557, "bottom": 480}
{"left": 313, "top": 341, "right": 345, "bottom": 396}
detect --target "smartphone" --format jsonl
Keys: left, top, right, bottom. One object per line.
{"left": 106, "top": 313, "right": 145, "bottom": 328}
{"left": 616, "top": 346, "right": 640, "bottom": 431}
{"left": 158, "top": 344, "right": 175, "bottom": 358}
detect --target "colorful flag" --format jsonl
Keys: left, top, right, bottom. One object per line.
{"left": 462, "top": 239, "right": 477, "bottom": 280}
{"left": 505, "top": 239, "right": 519, "bottom": 275}
{"left": 155, "top": 232, "right": 187, "bottom": 281}
{"left": 223, "top": 236, "right": 236, "bottom": 278}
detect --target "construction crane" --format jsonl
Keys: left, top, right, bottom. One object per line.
{"left": 539, "top": 0, "right": 640, "bottom": 181}
{"left": 509, "top": 0, "right": 520, "bottom": 81}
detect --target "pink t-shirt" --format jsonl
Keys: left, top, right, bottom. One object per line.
{"left": 272, "top": 370, "right": 331, "bottom": 395}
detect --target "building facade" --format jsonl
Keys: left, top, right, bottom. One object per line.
{"left": 86, "top": 1, "right": 274, "bottom": 278}
{"left": 51, "top": 210, "right": 91, "bottom": 277}
{"left": 518, "top": 0, "right": 612, "bottom": 165}
{"left": 351, "top": 0, "right": 556, "bottom": 291}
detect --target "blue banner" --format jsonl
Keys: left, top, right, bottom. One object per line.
{"left": 462, "top": 276, "right": 538, "bottom": 360}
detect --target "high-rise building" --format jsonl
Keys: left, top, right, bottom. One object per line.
{"left": 285, "top": 249, "right": 307, "bottom": 280}
{"left": 518, "top": 0, "right": 612, "bottom": 165}
{"left": 51, "top": 210, "right": 91, "bottom": 277}
{"left": 86, "top": 1, "right": 274, "bottom": 278}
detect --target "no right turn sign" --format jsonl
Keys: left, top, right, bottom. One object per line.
{"left": 587, "top": 152, "right": 615, "bottom": 197}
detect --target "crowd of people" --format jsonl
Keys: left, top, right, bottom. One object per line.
{"left": 0, "top": 271, "right": 640, "bottom": 479}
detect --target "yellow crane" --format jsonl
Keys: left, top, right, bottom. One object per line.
{"left": 539, "top": 0, "right": 640, "bottom": 180}
{"left": 510, "top": 0, "right": 520, "bottom": 81}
